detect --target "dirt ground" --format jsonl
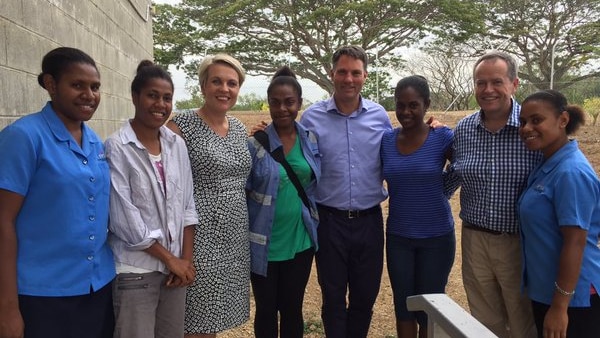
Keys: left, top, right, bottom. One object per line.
{"left": 219, "top": 110, "right": 600, "bottom": 338}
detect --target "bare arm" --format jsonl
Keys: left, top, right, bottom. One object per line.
{"left": 544, "top": 226, "right": 587, "bottom": 338}
{"left": 181, "top": 225, "right": 195, "bottom": 263}
{"left": 144, "top": 239, "right": 195, "bottom": 287}
{"left": 0, "top": 189, "right": 25, "bottom": 338}
{"left": 166, "top": 120, "right": 183, "bottom": 138}
{"left": 249, "top": 121, "right": 268, "bottom": 136}
{"left": 166, "top": 225, "right": 196, "bottom": 288}
{"left": 426, "top": 115, "right": 447, "bottom": 129}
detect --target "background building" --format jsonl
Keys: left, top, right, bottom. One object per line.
{"left": 0, "top": 0, "right": 154, "bottom": 138}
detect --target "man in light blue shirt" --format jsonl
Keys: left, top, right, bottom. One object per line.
{"left": 300, "top": 45, "right": 392, "bottom": 338}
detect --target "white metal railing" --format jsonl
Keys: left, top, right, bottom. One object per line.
{"left": 406, "top": 294, "right": 498, "bottom": 338}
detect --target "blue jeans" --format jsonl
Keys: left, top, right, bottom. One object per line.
{"left": 386, "top": 231, "right": 455, "bottom": 327}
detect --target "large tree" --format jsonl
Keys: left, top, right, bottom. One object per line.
{"left": 153, "top": 0, "right": 481, "bottom": 93}
{"left": 404, "top": 46, "right": 475, "bottom": 111}
{"left": 464, "top": 0, "right": 600, "bottom": 91}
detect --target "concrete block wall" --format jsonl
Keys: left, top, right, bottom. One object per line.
{"left": 0, "top": 0, "right": 154, "bottom": 138}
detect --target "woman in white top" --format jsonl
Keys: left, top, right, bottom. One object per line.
{"left": 105, "top": 60, "right": 198, "bottom": 338}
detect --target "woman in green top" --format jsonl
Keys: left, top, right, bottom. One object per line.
{"left": 246, "top": 66, "right": 321, "bottom": 338}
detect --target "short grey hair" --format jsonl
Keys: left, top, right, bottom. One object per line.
{"left": 473, "top": 51, "right": 518, "bottom": 81}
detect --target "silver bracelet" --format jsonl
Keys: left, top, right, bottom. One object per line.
{"left": 554, "top": 281, "right": 575, "bottom": 297}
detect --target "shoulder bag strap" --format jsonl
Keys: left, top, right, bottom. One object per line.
{"left": 253, "top": 130, "right": 311, "bottom": 209}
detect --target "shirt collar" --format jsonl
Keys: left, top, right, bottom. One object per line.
{"left": 477, "top": 98, "right": 521, "bottom": 129}
{"left": 118, "top": 120, "right": 177, "bottom": 149}
{"left": 325, "top": 95, "right": 367, "bottom": 116}
{"left": 41, "top": 101, "right": 98, "bottom": 154}
{"left": 539, "top": 140, "right": 579, "bottom": 174}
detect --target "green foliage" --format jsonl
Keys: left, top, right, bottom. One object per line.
{"left": 362, "top": 70, "right": 394, "bottom": 106}
{"left": 153, "top": 0, "right": 479, "bottom": 93}
{"left": 153, "top": 0, "right": 600, "bottom": 106}
{"left": 232, "top": 93, "right": 266, "bottom": 111}
{"left": 175, "top": 93, "right": 204, "bottom": 111}
{"left": 583, "top": 97, "right": 600, "bottom": 126}
{"left": 379, "top": 96, "right": 396, "bottom": 111}
{"left": 303, "top": 317, "right": 324, "bottom": 334}
{"left": 152, "top": 4, "right": 204, "bottom": 70}
{"left": 460, "top": 0, "right": 600, "bottom": 91}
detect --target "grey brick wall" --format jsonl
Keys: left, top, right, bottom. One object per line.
{"left": 0, "top": 0, "right": 154, "bottom": 138}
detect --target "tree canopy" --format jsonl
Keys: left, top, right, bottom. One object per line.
{"left": 154, "top": 0, "right": 600, "bottom": 101}
{"left": 153, "top": 0, "right": 480, "bottom": 93}
{"left": 461, "top": 0, "right": 600, "bottom": 91}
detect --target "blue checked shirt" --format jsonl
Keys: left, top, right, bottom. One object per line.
{"left": 449, "top": 99, "right": 542, "bottom": 233}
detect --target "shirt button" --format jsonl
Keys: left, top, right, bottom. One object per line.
{"left": 88, "top": 195, "right": 95, "bottom": 201}
{"left": 87, "top": 255, "right": 94, "bottom": 261}
{"left": 89, "top": 215, "right": 95, "bottom": 221}
{"left": 89, "top": 235, "right": 95, "bottom": 240}
{"left": 82, "top": 159, "right": 88, "bottom": 165}
{"left": 89, "top": 177, "right": 95, "bottom": 182}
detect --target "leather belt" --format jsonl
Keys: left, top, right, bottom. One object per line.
{"left": 463, "top": 222, "right": 513, "bottom": 235}
{"left": 317, "top": 204, "right": 380, "bottom": 219}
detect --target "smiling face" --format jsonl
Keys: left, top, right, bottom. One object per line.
{"left": 201, "top": 63, "right": 240, "bottom": 114}
{"left": 45, "top": 62, "right": 101, "bottom": 127}
{"left": 519, "top": 99, "right": 569, "bottom": 158}
{"left": 132, "top": 77, "right": 173, "bottom": 130}
{"left": 474, "top": 58, "right": 519, "bottom": 116}
{"left": 268, "top": 84, "right": 302, "bottom": 130}
{"left": 395, "top": 86, "right": 430, "bottom": 130}
{"left": 331, "top": 54, "right": 367, "bottom": 104}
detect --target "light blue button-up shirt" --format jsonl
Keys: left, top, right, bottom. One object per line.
{"left": 0, "top": 102, "right": 115, "bottom": 296}
{"left": 299, "top": 96, "right": 392, "bottom": 210}
{"left": 519, "top": 140, "right": 600, "bottom": 307}
{"left": 105, "top": 121, "right": 198, "bottom": 274}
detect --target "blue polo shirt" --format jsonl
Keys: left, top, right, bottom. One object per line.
{"left": 519, "top": 140, "right": 600, "bottom": 307}
{"left": 0, "top": 102, "right": 115, "bottom": 296}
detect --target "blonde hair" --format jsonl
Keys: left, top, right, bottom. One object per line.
{"left": 198, "top": 53, "right": 246, "bottom": 87}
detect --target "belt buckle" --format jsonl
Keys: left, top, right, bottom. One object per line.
{"left": 348, "top": 210, "right": 358, "bottom": 219}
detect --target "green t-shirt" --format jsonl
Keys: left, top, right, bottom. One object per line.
{"left": 268, "top": 136, "right": 313, "bottom": 261}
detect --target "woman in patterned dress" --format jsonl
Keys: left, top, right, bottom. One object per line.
{"left": 167, "top": 54, "right": 251, "bottom": 338}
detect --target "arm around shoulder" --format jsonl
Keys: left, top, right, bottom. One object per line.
{"left": 166, "top": 120, "right": 183, "bottom": 138}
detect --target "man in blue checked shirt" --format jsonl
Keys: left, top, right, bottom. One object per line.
{"left": 449, "top": 51, "right": 542, "bottom": 338}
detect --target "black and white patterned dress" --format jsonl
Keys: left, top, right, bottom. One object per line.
{"left": 172, "top": 111, "right": 251, "bottom": 334}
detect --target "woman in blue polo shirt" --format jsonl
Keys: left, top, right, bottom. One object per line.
{"left": 246, "top": 66, "right": 320, "bottom": 338}
{"left": 518, "top": 90, "right": 600, "bottom": 338}
{"left": 0, "top": 47, "right": 115, "bottom": 338}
